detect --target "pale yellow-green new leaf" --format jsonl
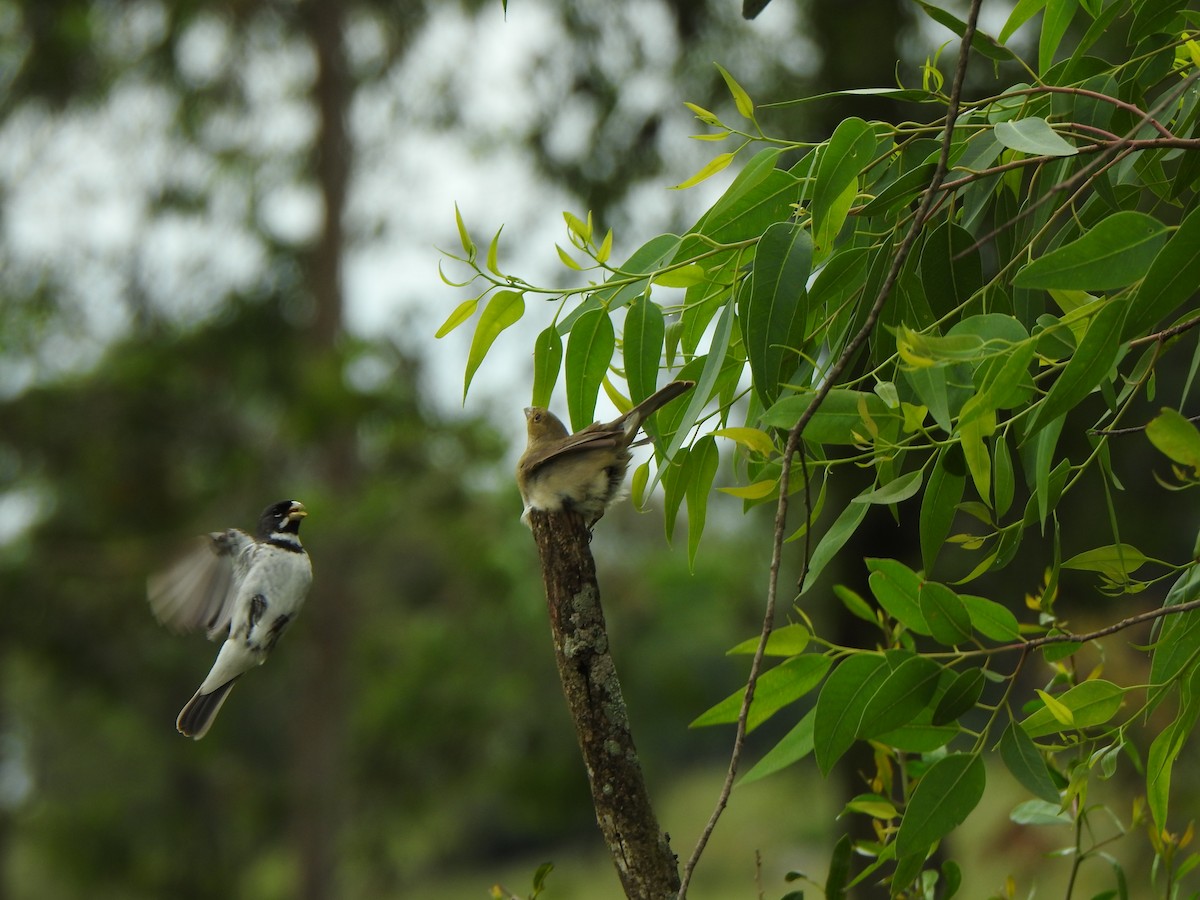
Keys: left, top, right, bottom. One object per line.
{"left": 1146, "top": 408, "right": 1200, "bottom": 474}
{"left": 435, "top": 297, "right": 479, "bottom": 339}
{"left": 718, "top": 480, "right": 778, "bottom": 499}
{"left": 1036, "top": 689, "right": 1074, "bottom": 727}
{"left": 454, "top": 202, "right": 475, "bottom": 260}
{"left": 555, "top": 244, "right": 584, "bottom": 271}
{"left": 652, "top": 264, "right": 707, "bottom": 288}
{"left": 713, "top": 427, "right": 776, "bottom": 456}
{"left": 671, "top": 152, "right": 735, "bottom": 190}
{"left": 715, "top": 62, "right": 755, "bottom": 120}
{"left": 596, "top": 228, "right": 613, "bottom": 264}
{"left": 683, "top": 101, "right": 722, "bottom": 126}
{"left": 485, "top": 227, "right": 504, "bottom": 276}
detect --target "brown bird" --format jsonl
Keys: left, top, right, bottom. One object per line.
{"left": 516, "top": 380, "right": 695, "bottom": 527}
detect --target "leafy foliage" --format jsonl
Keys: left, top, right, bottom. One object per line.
{"left": 445, "top": 0, "right": 1200, "bottom": 894}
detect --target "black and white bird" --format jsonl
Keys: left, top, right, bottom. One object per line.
{"left": 148, "top": 500, "right": 313, "bottom": 740}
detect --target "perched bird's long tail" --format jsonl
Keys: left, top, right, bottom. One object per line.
{"left": 176, "top": 678, "right": 240, "bottom": 740}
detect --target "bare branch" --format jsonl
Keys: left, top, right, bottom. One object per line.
{"left": 528, "top": 509, "right": 681, "bottom": 899}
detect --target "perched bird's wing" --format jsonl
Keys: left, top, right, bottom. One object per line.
{"left": 148, "top": 530, "right": 255, "bottom": 640}
{"left": 519, "top": 426, "right": 624, "bottom": 474}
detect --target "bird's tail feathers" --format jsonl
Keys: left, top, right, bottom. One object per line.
{"left": 176, "top": 677, "right": 240, "bottom": 740}
{"left": 624, "top": 380, "right": 696, "bottom": 436}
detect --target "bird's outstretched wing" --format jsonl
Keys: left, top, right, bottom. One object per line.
{"left": 148, "top": 530, "right": 254, "bottom": 640}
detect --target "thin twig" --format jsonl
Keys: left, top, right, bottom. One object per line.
{"left": 1017, "top": 594, "right": 1200, "bottom": 650}
{"left": 674, "top": 3, "right": 984, "bottom": 896}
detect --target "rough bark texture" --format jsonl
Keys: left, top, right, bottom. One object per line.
{"left": 527, "top": 509, "right": 680, "bottom": 900}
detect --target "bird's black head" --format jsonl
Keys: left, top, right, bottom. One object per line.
{"left": 257, "top": 500, "right": 308, "bottom": 538}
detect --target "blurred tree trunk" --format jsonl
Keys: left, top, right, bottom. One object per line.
{"left": 808, "top": 0, "right": 913, "bottom": 132}
{"left": 293, "top": 2, "right": 354, "bottom": 899}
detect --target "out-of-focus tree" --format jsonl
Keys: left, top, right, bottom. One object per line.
{"left": 0, "top": 1, "right": 933, "bottom": 897}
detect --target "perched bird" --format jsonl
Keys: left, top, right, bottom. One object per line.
{"left": 148, "top": 500, "right": 313, "bottom": 740}
{"left": 517, "top": 381, "right": 695, "bottom": 527}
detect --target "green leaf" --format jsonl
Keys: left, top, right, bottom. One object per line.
{"left": 932, "top": 668, "right": 986, "bottom": 725}
{"left": 1147, "top": 721, "right": 1181, "bottom": 832}
{"left": 624, "top": 296, "right": 665, "bottom": 407}
{"left": 861, "top": 163, "right": 937, "bottom": 217}
{"left": 825, "top": 834, "right": 853, "bottom": 900}
{"left": 692, "top": 654, "right": 832, "bottom": 731}
{"left": 960, "top": 593, "right": 1021, "bottom": 642}
{"left": 812, "top": 117, "right": 875, "bottom": 256}
{"left": 913, "top": 0, "right": 1017, "bottom": 61}
{"left": 684, "top": 435, "right": 720, "bottom": 566}
{"left": 999, "top": 0, "right": 1045, "bottom": 43}
{"left": 1150, "top": 608, "right": 1200, "bottom": 691}
{"left": 1013, "top": 211, "right": 1167, "bottom": 290}
{"left": 435, "top": 297, "right": 479, "bottom": 339}
{"left": 921, "top": 447, "right": 966, "bottom": 574}
{"left": 958, "top": 399, "right": 994, "bottom": 503}
{"left": 1126, "top": 206, "right": 1200, "bottom": 339}
{"left": 664, "top": 299, "right": 736, "bottom": 461}
{"left": 739, "top": 708, "right": 816, "bottom": 785}
{"left": 741, "top": 222, "right": 812, "bottom": 406}
{"left": 1010, "top": 798, "right": 1073, "bottom": 825}
{"left": 994, "top": 434, "right": 1015, "bottom": 516}
{"left": 530, "top": 326, "right": 562, "bottom": 408}
{"left": 999, "top": 721, "right": 1061, "bottom": 803}
{"left": 1147, "top": 667, "right": 1200, "bottom": 831}
{"left": 896, "top": 754, "right": 986, "bottom": 858}
{"left": 867, "top": 558, "right": 931, "bottom": 635}
{"left": 662, "top": 445, "right": 688, "bottom": 541}
{"left": 858, "top": 654, "right": 944, "bottom": 740}
{"left": 760, "top": 390, "right": 892, "bottom": 444}
{"left": 715, "top": 62, "right": 755, "bottom": 119}
{"left": 687, "top": 164, "right": 797, "bottom": 248}
{"left": 799, "top": 491, "right": 870, "bottom": 590}
{"left": 564, "top": 307, "right": 614, "bottom": 430}
{"left": 1025, "top": 298, "right": 1127, "bottom": 437}
{"left": 1146, "top": 408, "right": 1200, "bottom": 473}
{"left": 1062, "top": 543, "right": 1147, "bottom": 579}
{"left": 1021, "top": 680, "right": 1125, "bottom": 737}
{"left": 921, "top": 222, "right": 984, "bottom": 317}
{"left": 835, "top": 584, "right": 876, "bottom": 625}
{"left": 728, "top": 623, "right": 810, "bottom": 656}
{"left": 919, "top": 581, "right": 973, "bottom": 645}
{"left": 851, "top": 470, "right": 923, "bottom": 506}
{"left": 814, "top": 654, "right": 890, "bottom": 774}
{"left": 464, "top": 290, "right": 524, "bottom": 400}
{"left": 1039, "top": 0, "right": 1076, "bottom": 73}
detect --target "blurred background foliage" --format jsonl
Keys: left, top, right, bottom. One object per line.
{"left": 1, "top": 0, "right": 1195, "bottom": 898}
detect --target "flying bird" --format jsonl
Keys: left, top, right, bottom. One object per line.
{"left": 148, "top": 500, "right": 313, "bottom": 739}
{"left": 517, "top": 381, "right": 695, "bottom": 527}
